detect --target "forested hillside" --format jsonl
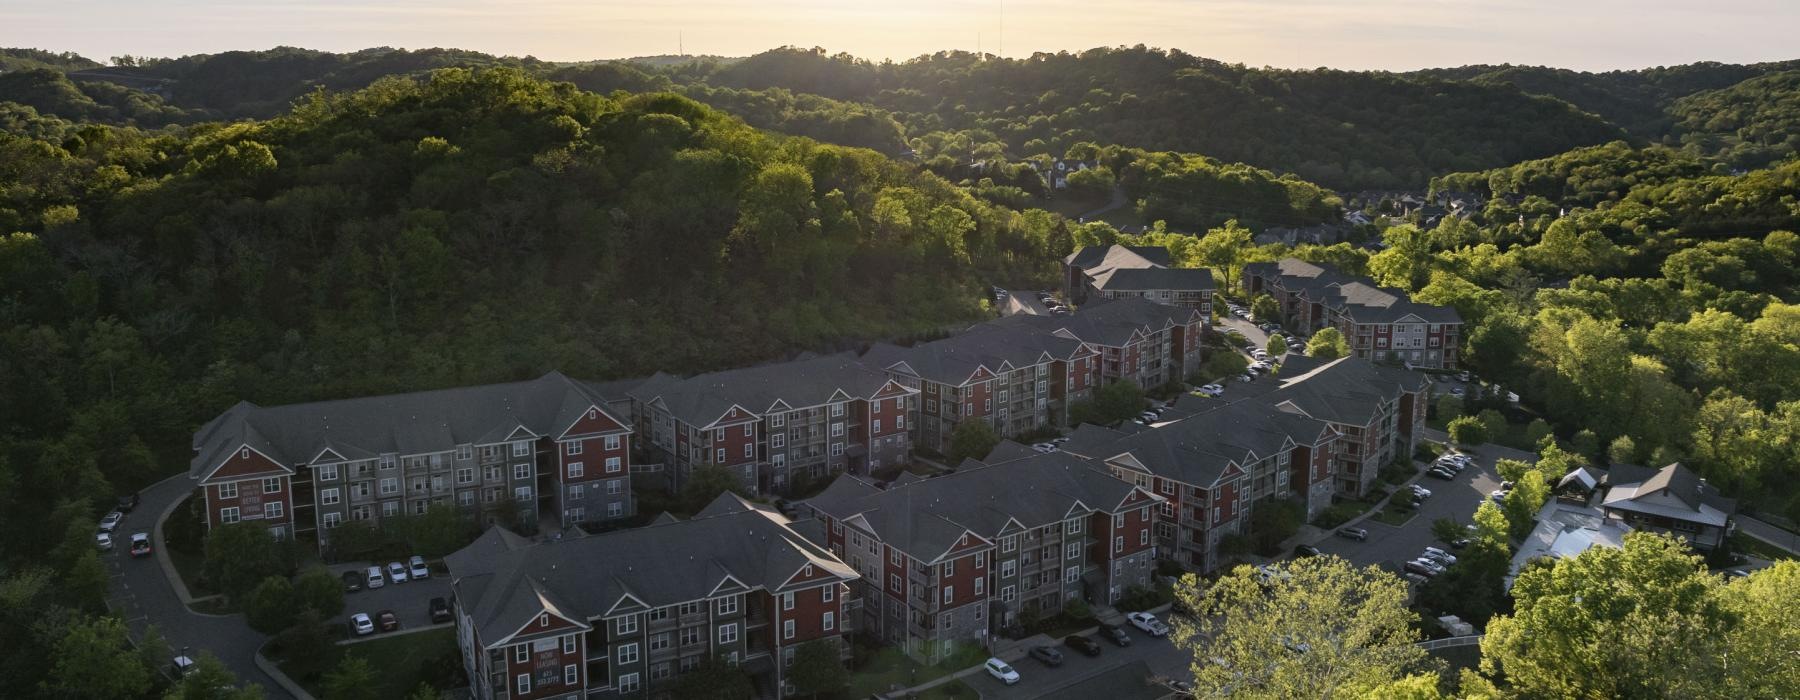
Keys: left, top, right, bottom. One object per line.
{"left": 0, "top": 68, "right": 1073, "bottom": 625}
{"left": 1413, "top": 60, "right": 1800, "bottom": 135}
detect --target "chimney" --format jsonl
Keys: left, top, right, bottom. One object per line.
{"left": 1697, "top": 477, "right": 1706, "bottom": 495}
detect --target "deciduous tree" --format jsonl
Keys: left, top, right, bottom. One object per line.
{"left": 947, "top": 419, "right": 1000, "bottom": 465}
{"left": 1306, "top": 327, "right": 1349, "bottom": 360}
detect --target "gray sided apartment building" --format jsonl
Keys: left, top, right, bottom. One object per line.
{"left": 188, "top": 372, "right": 635, "bottom": 554}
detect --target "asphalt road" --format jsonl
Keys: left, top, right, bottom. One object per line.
{"left": 969, "top": 625, "right": 1195, "bottom": 699}
{"left": 1312, "top": 442, "right": 1534, "bottom": 574}
{"left": 106, "top": 473, "right": 292, "bottom": 698}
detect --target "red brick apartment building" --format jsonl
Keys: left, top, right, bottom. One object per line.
{"left": 188, "top": 372, "right": 634, "bottom": 552}
{"left": 623, "top": 353, "right": 919, "bottom": 496}
{"left": 445, "top": 493, "right": 856, "bottom": 700}
{"left": 1011, "top": 297, "right": 1209, "bottom": 390}
{"left": 1243, "top": 258, "right": 1463, "bottom": 369}
{"left": 804, "top": 452, "right": 1160, "bottom": 663}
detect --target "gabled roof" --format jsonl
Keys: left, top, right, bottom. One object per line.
{"left": 1000, "top": 297, "right": 1203, "bottom": 348}
{"left": 1243, "top": 258, "right": 1460, "bottom": 325}
{"left": 809, "top": 452, "right": 1157, "bottom": 561}
{"left": 861, "top": 322, "right": 1092, "bottom": 386}
{"left": 446, "top": 491, "right": 856, "bottom": 646}
{"left": 1064, "top": 245, "right": 1173, "bottom": 270}
{"left": 1254, "top": 355, "right": 1429, "bottom": 426}
{"left": 1086, "top": 400, "right": 1330, "bottom": 487}
{"left": 626, "top": 353, "right": 911, "bottom": 428}
{"left": 1602, "top": 463, "right": 1736, "bottom": 528}
{"left": 189, "top": 372, "right": 630, "bottom": 479}
{"left": 1089, "top": 266, "right": 1216, "bottom": 293}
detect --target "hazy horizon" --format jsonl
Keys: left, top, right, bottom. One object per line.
{"left": 4, "top": 0, "right": 1798, "bottom": 72}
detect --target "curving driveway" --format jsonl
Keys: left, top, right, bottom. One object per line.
{"left": 105, "top": 473, "right": 294, "bottom": 698}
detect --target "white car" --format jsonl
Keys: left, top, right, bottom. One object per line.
{"left": 386, "top": 561, "right": 409, "bottom": 584}
{"left": 985, "top": 658, "right": 1020, "bottom": 685}
{"left": 96, "top": 533, "right": 114, "bottom": 551}
{"left": 1031, "top": 442, "right": 1056, "bottom": 453}
{"left": 409, "top": 555, "right": 431, "bottom": 579}
{"left": 1127, "top": 612, "right": 1169, "bottom": 636}
{"left": 1410, "top": 558, "right": 1446, "bottom": 574}
{"left": 365, "top": 566, "right": 386, "bottom": 589}
{"left": 1423, "top": 550, "right": 1457, "bottom": 566}
{"left": 1409, "top": 485, "right": 1432, "bottom": 498}
{"left": 350, "top": 612, "right": 375, "bottom": 636}
{"left": 99, "top": 510, "right": 124, "bottom": 533}
{"left": 1423, "top": 547, "right": 1457, "bottom": 564}
{"left": 1507, "top": 391, "right": 1521, "bottom": 403}
{"left": 1197, "top": 383, "right": 1224, "bottom": 397}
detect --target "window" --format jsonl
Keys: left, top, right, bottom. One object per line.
{"left": 220, "top": 507, "right": 240, "bottom": 524}
{"left": 717, "top": 595, "right": 739, "bottom": 615}
{"left": 562, "top": 636, "right": 577, "bottom": 654}
{"left": 714, "top": 428, "right": 725, "bottom": 442}
{"left": 650, "top": 632, "right": 670, "bottom": 651}
{"left": 890, "top": 573, "right": 902, "bottom": 591}
{"left": 608, "top": 479, "right": 623, "bottom": 495}
{"left": 771, "top": 433, "right": 785, "bottom": 449}
{"left": 218, "top": 482, "right": 238, "bottom": 499}
{"left": 1160, "top": 479, "right": 1174, "bottom": 494}
{"left": 380, "top": 455, "right": 397, "bottom": 470}
{"left": 486, "top": 465, "right": 501, "bottom": 481}
{"left": 321, "top": 488, "right": 340, "bottom": 506}
{"left": 457, "top": 444, "right": 473, "bottom": 460}
{"left": 458, "top": 491, "right": 474, "bottom": 506}
{"left": 1140, "top": 529, "right": 1150, "bottom": 546}
{"left": 382, "top": 501, "right": 399, "bottom": 517}
{"left": 515, "top": 645, "right": 529, "bottom": 663}
{"left": 823, "top": 611, "right": 835, "bottom": 630}
{"left": 457, "top": 467, "right": 474, "bottom": 485}
{"left": 872, "top": 419, "right": 882, "bottom": 433}
{"left": 566, "top": 442, "right": 583, "bottom": 456}
{"left": 323, "top": 512, "right": 342, "bottom": 529}
{"left": 1114, "top": 536, "right": 1124, "bottom": 553}
{"left": 265, "top": 501, "right": 283, "bottom": 519}
{"left": 604, "top": 435, "right": 621, "bottom": 451}
{"left": 600, "top": 456, "right": 619, "bottom": 474}
{"left": 974, "top": 577, "right": 984, "bottom": 595}
{"left": 943, "top": 559, "right": 954, "bottom": 576}
{"left": 830, "top": 443, "right": 844, "bottom": 456}
{"left": 1001, "top": 536, "right": 1017, "bottom": 553}
{"left": 618, "top": 643, "right": 639, "bottom": 664}
{"left": 831, "top": 403, "right": 845, "bottom": 417}
{"left": 715, "top": 448, "right": 726, "bottom": 463}
{"left": 511, "top": 442, "right": 530, "bottom": 457}
{"left": 618, "top": 615, "right": 638, "bottom": 634}
{"left": 718, "top": 623, "right": 738, "bottom": 645}
{"left": 679, "top": 626, "right": 701, "bottom": 646}
{"left": 1065, "top": 519, "right": 1082, "bottom": 535}
{"left": 571, "top": 484, "right": 586, "bottom": 501}
{"left": 618, "top": 673, "right": 640, "bottom": 694}
{"left": 1000, "top": 560, "right": 1016, "bottom": 578}
{"left": 831, "top": 422, "right": 844, "bottom": 437}
{"left": 896, "top": 415, "right": 905, "bottom": 429}
{"left": 893, "top": 397, "right": 904, "bottom": 410}
{"left": 318, "top": 464, "right": 338, "bottom": 481}
{"left": 743, "top": 444, "right": 754, "bottom": 459}
{"left": 1065, "top": 542, "right": 1080, "bottom": 560}
{"left": 1113, "top": 513, "right": 1125, "bottom": 528}
{"left": 1001, "top": 585, "right": 1016, "bottom": 602}
{"left": 782, "top": 592, "right": 795, "bottom": 611}
{"left": 514, "top": 486, "right": 532, "bottom": 501}
{"left": 1066, "top": 566, "right": 1080, "bottom": 583}
{"left": 563, "top": 664, "right": 578, "bottom": 686}
{"left": 942, "top": 586, "right": 953, "bottom": 604}
{"left": 513, "top": 464, "right": 531, "bottom": 480}
{"left": 823, "top": 585, "right": 835, "bottom": 602}
{"left": 608, "top": 502, "right": 622, "bottom": 517}
{"left": 890, "top": 549, "right": 902, "bottom": 565}
{"left": 516, "top": 674, "right": 529, "bottom": 695}
{"left": 783, "top": 619, "right": 796, "bottom": 639}
{"left": 567, "top": 462, "right": 584, "bottom": 478}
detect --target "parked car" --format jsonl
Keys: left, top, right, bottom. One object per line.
{"left": 1404, "top": 561, "right": 1441, "bottom": 577}
{"left": 1063, "top": 634, "right": 1102, "bottom": 657}
{"left": 172, "top": 655, "right": 197, "bottom": 678}
{"left": 430, "top": 597, "right": 453, "bottom": 623}
{"left": 386, "top": 561, "right": 408, "bottom": 584}
{"left": 117, "top": 493, "right": 140, "bottom": 513}
{"left": 1127, "top": 612, "right": 1169, "bottom": 636}
{"left": 129, "top": 533, "right": 152, "bottom": 557}
{"left": 1336, "top": 527, "right": 1368, "bottom": 541}
{"left": 1459, "top": 371, "right": 1472, "bottom": 382}
{"left": 1402, "top": 572, "right": 1429, "bottom": 585}
{"left": 1031, "top": 442, "right": 1056, "bottom": 453}
{"left": 1409, "top": 558, "right": 1446, "bottom": 575}
{"left": 342, "top": 570, "right": 363, "bottom": 593}
{"left": 365, "top": 566, "right": 385, "bottom": 589}
{"left": 1196, "top": 384, "right": 1225, "bottom": 397}
{"left": 1449, "top": 538, "right": 1471, "bottom": 549}
{"left": 1490, "top": 490, "right": 1509, "bottom": 503}
{"left": 1140, "top": 411, "right": 1159, "bottom": 422}
{"left": 350, "top": 612, "right": 374, "bottom": 636}
{"left": 1409, "top": 485, "right": 1432, "bottom": 498}
{"left": 1450, "top": 387, "right": 1465, "bottom": 397}
{"left": 1423, "top": 547, "right": 1457, "bottom": 564}
{"left": 377, "top": 610, "right": 400, "bottom": 632}
{"left": 1102, "top": 625, "right": 1132, "bottom": 646}
{"left": 1723, "top": 569, "right": 1751, "bottom": 580}
{"left": 985, "top": 658, "right": 1020, "bottom": 685}
{"left": 99, "top": 510, "right": 124, "bottom": 533}
{"left": 409, "top": 555, "right": 431, "bottom": 579}
{"left": 1293, "top": 544, "right": 1321, "bottom": 558}
{"left": 1427, "top": 468, "right": 1456, "bottom": 480}
{"left": 95, "top": 532, "right": 114, "bottom": 551}
{"left": 1029, "top": 645, "right": 1065, "bottom": 667}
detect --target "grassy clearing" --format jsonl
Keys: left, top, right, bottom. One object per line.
{"left": 280, "top": 627, "right": 460, "bottom": 698}
{"left": 846, "top": 644, "right": 986, "bottom": 699}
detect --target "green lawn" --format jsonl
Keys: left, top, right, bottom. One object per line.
{"left": 1372, "top": 504, "right": 1417, "bottom": 527}
{"left": 846, "top": 645, "right": 985, "bottom": 698}
{"left": 281, "top": 628, "right": 460, "bottom": 698}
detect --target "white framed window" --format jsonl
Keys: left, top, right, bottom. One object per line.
{"left": 944, "top": 559, "right": 954, "bottom": 576}
{"left": 571, "top": 483, "right": 589, "bottom": 500}
{"left": 771, "top": 413, "right": 785, "bottom": 428}
{"left": 608, "top": 479, "right": 623, "bottom": 495}
{"left": 219, "top": 507, "right": 240, "bottom": 524}
{"left": 650, "top": 632, "right": 670, "bottom": 651}
{"left": 514, "top": 486, "right": 532, "bottom": 501}
{"left": 831, "top": 403, "right": 845, "bottom": 417}
{"left": 317, "top": 464, "right": 338, "bottom": 481}
{"left": 1066, "top": 542, "right": 1080, "bottom": 559}
{"left": 513, "top": 464, "right": 531, "bottom": 480}
{"left": 606, "top": 456, "right": 622, "bottom": 473}
{"left": 872, "top": 419, "right": 882, "bottom": 433}
{"left": 457, "top": 444, "right": 472, "bottom": 460}
{"left": 382, "top": 501, "right": 399, "bottom": 517}
{"left": 1066, "top": 566, "right": 1080, "bottom": 583}
{"left": 893, "top": 397, "right": 904, "bottom": 409}
{"left": 896, "top": 415, "right": 905, "bottom": 429}
{"left": 458, "top": 491, "right": 474, "bottom": 506}
{"left": 1140, "top": 529, "right": 1150, "bottom": 545}
{"left": 516, "top": 674, "right": 529, "bottom": 695}
{"left": 771, "top": 433, "right": 785, "bottom": 448}
{"left": 714, "top": 428, "right": 725, "bottom": 442}
{"left": 567, "top": 506, "right": 584, "bottom": 521}
{"left": 566, "top": 442, "right": 583, "bottom": 456}
{"left": 1114, "top": 536, "right": 1124, "bottom": 553}
{"left": 974, "top": 577, "right": 984, "bottom": 595}
{"left": 823, "top": 585, "right": 834, "bottom": 602}
{"left": 380, "top": 455, "right": 396, "bottom": 470}
{"left": 618, "top": 615, "right": 637, "bottom": 634}
{"left": 562, "top": 635, "right": 577, "bottom": 654}
{"left": 457, "top": 467, "right": 474, "bottom": 484}
{"left": 563, "top": 664, "right": 577, "bottom": 686}
{"left": 511, "top": 442, "right": 530, "bottom": 457}
{"left": 265, "top": 501, "right": 283, "bottom": 519}
{"left": 831, "top": 443, "right": 844, "bottom": 456}
{"left": 605, "top": 435, "right": 621, "bottom": 451}
{"left": 743, "top": 443, "right": 754, "bottom": 458}
{"left": 823, "top": 611, "right": 835, "bottom": 631}
{"left": 618, "top": 642, "right": 639, "bottom": 665}
{"left": 619, "top": 673, "right": 640, "bottom": 693}
{"left": 1065, "top": 519, "right": 1082, "bottom": 535}
{"left": 1113, "top": 513, "right": 1125, "bottom": 528}
{"left": 218, "top": 482, "right": 238, "bottom": 499}
{"left": 1001, "top": 585, "right": 1016, "bottom": 602}
{"left": 320, "top": 488, "right": 340, "bottom": 506}
{"left": 782, "top": 592, "right": 795, "bottom": 611}
{"left": 715, "top": 448, "right": 726, "bottom": 462}
{"left": 831, "top": 422, "right": 844, "bottom": 437}
{"left": 567, "top": 461, "right": 584, "bottom": 478}
{"left": 942, "top": 586, "right": 953, "bottom": 604}
{"left": 717, "top": 595, "right": 739, "bottom": 615}
{"left": 1001, "top": 536, "right": 1017, "bottom": 553}
{"left": 1000, "top": 560, "right": 1016, "bottom": 578}
{"left": 608, "top": 501, "right": 622, "bottom": 517}
{"left": 783, "top": 619, "right": 796, "bottom": 640}
{"left": 718, "top": 623, "right": 738, "bottom": 645}
{"left": 322, "top": 512, "right": 342, "bottom": 529}
{"left": 515, "top": 645, "right": 528, "bottom": 663}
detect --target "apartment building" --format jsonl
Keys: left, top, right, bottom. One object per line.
{"left": 1256, "top": 356, "right": 1431, "bottom": 497}
{"left": 1059, "top": 401, "right": 1338, "bottom": 574}
{"left": 188, "top": 372, "right": 635, "bottom": 553}
{"left": 805, "top": 452, "right": 1161, "bottom": 663}
{"left": 862, "top": 324, "right": 1098, "bottom": 455}
{"left": 1063, "top": 245, "right": 1216, "bottom": 312}
{"left": 625, "top": 353, "right": 919, "bottom": 496}
{"left": 1016, "top": 297, "right": 1208, "bottom": 391}
{"left": 1242, "top": 258, "right": 1463, "bottom": 369}
{"left": 445, "top": 493, "right": 857, "bottom": 700}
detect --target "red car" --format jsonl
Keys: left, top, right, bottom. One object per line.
{"left": 377, "top": 610, "right": 400, "bottom": 633}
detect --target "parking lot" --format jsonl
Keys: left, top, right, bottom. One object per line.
{"left": 333, "top": 561, "right": 454, "bottom": 638}
{"left": 1312, "top": 442, "right": 1534, "bottom": 572}
{"left": 969, "top": 622, "right": 1195, "bottom": 699}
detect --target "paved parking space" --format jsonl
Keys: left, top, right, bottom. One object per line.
{"left": 970, "top": 626, "right": 1194, "bottom": 699}
{"left": 336, "top": 564, "right": 453, "bottom": 635}
{"left": 1313, "top": 442, "right": 1534, "bottom": 572}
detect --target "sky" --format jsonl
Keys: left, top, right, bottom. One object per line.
{"left": 3, "top": 0, "right": 1797, "bottom": 71}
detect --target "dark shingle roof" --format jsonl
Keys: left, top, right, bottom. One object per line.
{"left": 190, "top": 372, "right": 629, "bottom": 480}
{"left": 627, "top": 353, "right": 903, "bottom": 427}
{"left": 446, "top": 492, "right": 855, "bottom": 646}
{"left": 1243, "top": 258, "right": 1460, "bottom": 325}
{"left": 1255, "top": 356, "right": 1429, "bottom": 426}
{"left": 1064, "top": 245, "right": 1173, "bottom": 270}
{"left": 862, "top": 321, "right": 1092, "bottom": 386}
{"left": 1003, "top": 297, "right": 1202, "bottom": 348}
{"left": 1603, "top": 462, "right": 1737, "bottom": 527}
{"left": 1089, "top": 266, "right": 1216, "bottom": 293}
